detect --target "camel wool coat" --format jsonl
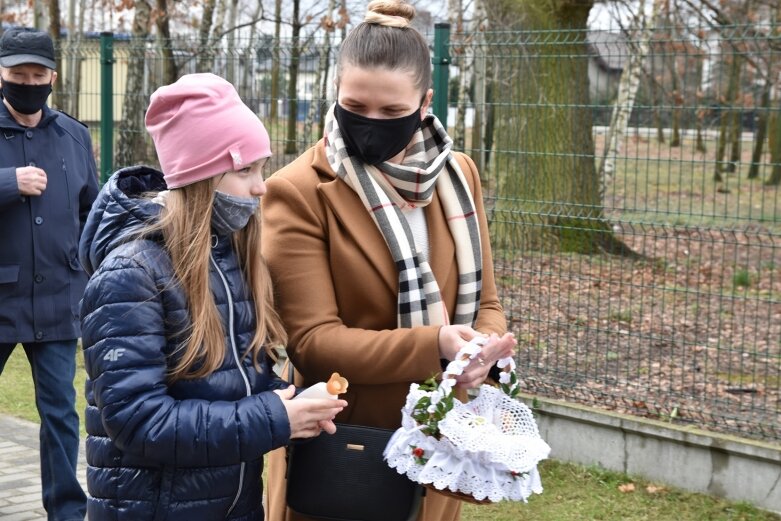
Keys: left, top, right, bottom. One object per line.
{"left": 261, "top": 139, "right": 507, "bottom": 521}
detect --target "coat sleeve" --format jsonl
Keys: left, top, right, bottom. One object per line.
{"left": 80, "top": 250, "right": 291, "bottom": 466}
{"left": 0, "top": 167, "right": 19, "bottom": 209}
{"left": 79, "top": 147, "right": 99, "bottom": 237}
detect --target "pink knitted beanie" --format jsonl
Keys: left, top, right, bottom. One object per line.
{"left": 145, "top": 73, "right": 271, "bottom": 189}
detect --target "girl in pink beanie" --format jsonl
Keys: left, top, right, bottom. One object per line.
{"left": 77, "top": 73, "right": 347, "bottom": 521}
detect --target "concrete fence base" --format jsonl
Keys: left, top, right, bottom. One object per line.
{"left": 526, "top": 394, "right": 781, "bottom": 514}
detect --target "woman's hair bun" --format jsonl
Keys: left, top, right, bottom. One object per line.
{"left": 364, "top": 0, "right": 416, "bottom": 28}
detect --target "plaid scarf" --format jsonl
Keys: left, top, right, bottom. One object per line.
{"left": 324, "top": 104, "right": 482, "bottom": 327}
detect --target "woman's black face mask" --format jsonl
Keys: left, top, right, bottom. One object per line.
{"left": 334, "top": 103, "right": 422, "bottom": 165}
{"left": 0, "top": 79, "right": 52, "bottom": 115}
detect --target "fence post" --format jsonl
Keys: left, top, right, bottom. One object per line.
{"left": 432, "top": 23, "right": 450, "bottom": 128}
{"left": 100, "top": 31, "right": 114, "bottom": 184}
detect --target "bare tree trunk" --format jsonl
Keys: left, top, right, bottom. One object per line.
{"left": 88, "top": 0, "right": 96, "bottom": 32}
{"left": 748, "top": 10, "right": 777, "bottom": 179}
{"left": 197, "top": 0, "right": 217, "bottom": 72}
{"left": 47, "top": 0, "right": 62, "bottom": 109}
{"left": 317, "top": 42, "right": 332, "bottom": 137}
{"left": 70, "top": 0, "right": 86, "bottom": 116}
{"left": 225, "top": 0, "right": 239, "bottom": 84}
{"left": 764, "top": 0, "right": 781, "bottom": 185}
{"left": 304, "top": 0, "right": 334, "bottom": 146}
{"left": 495, "top": 0, "right": 625, "bottom": 254}
{"left": 340, "top": 0, "right": 347, "bottom": 41}
{"left": 470, "top": 0, "right": 488, "bottom": 173}
{"left": 34, "top": 0, "right": 47, "bottom": 29}
{"left": 449, "top": 0, "right": 468, "bottom": 149}
{"left": 116, "top": 0, "right": 152, "bottom": 168}
{"left": 270, "top": 0, "right": 282, "bottom": 120}
{"left": 715, "top": 50, "right": 741, "bottom": 183}
{"left": 768, "top": 106, "right": 781, "bottom": 185}
{"left": 668, "top": 55, "right": 682, "bottom": 146}
{"left": 695, "top": 52, "right": 707, "bottom": 153}
{"left": 727, "top": 95, "right": 742, "bottom": 173}
{"left": 748, "top": 81, "right": 771, "bottom": 179}
{"left": 665, "top": 2, "right": 681, "bottom": 147}
{"left": 64, "top": 0, "right": 76, "bottom": 114}
{"left": 651, "top": 72, "right": 665, "bottom": 144}
{"left": 319, "top": 0, "right": 337, "bottom": 138}
{"left": 241, "top": 2, "right": 263, "bottom": 99}
{"left": 284, "top": 0, "right": 301, "bottom": 155}
{"left": 155, "top": 0, "right": 178, "bottom": 85}
{"left": 598, "top": 0, "right": 658, "bottom": 197}
{"left": 203, "top": 0, "right": 228, "bottom": 74}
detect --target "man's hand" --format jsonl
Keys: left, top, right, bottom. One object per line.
{"left": 16, "top": 166, "right": 47, "bottom": 196}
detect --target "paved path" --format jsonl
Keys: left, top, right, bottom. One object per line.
{"left": 0, "top": 414, "right": 87, "bottom": 521}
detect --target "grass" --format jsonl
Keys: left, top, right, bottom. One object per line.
{"left": 1, "top": 348, "right": 779, "bottom": 520}
{"left": 0, "top": 345, "right": 88, "bottom": 436}
{"left": 462, "top": 460, "right": 781, "bottom": 520}
{"left": 605, "top": 137, "right": 781, "bottom": 232}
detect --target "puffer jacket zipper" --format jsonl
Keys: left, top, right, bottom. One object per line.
{"left": 210, "top": 246, "right": 251, "bottom": 518}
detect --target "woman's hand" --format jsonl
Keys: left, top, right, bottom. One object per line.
{"left": 453, "top": 332, "right": 517, "bottom": 389}
{"left": 274, "top": 386, "right": 347, "bottom": 438}
{"left": 438, "top": 324, "right": 480, "bottom": 361}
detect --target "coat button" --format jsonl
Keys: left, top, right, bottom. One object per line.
{"left": 34, "top": 216, "right": 44, "bottom": 225}
{"left": 20, "top": 196, "right": 26, "bottom": 203}
{"left": 35, "top": 331, "right": 43, "bottom": 340}
{"left": 25, "top": 130, "right": 33, "bottom": 139}
{"left": 34, "top": 274, "right": 44, "bottom": 283}
{"left": 28, "top": 161, "right": 36, "bottom": 167}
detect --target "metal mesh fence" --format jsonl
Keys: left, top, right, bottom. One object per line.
{"left": 55, "top": 25, "right": 779, "bottom": 442}
{"left": 461, "top": 26, "right": 780, "bottom": 442}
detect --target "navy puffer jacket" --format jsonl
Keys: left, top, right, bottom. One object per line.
{"left": 79, "top": 166, "right": 291, "bottom": 521}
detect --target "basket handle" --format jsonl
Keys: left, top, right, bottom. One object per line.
{"left": 435, "top": 337, "right": 519, "bottom": 399}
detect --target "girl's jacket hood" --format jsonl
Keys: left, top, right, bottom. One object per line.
{"left": 79, "top": 166, "right": 166, "bottom": 275}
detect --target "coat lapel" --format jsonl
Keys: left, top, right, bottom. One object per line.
{"left": 312, "top": 143, "right": 399, "bottom": 296}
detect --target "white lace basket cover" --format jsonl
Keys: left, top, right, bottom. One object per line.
{"left": 383, "top": 341, "right": 551, "bottom": 503}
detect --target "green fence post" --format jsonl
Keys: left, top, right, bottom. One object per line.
{"left": 100, "top": 31, "right": 114, "bottom": 184}
{"left": 432, "top": 23, "right": 450, "bottom": 128}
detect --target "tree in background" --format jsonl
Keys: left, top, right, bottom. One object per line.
{"left": 598, "top": 0, "right": 660, "bottom": 197}
{"left": 284, "top": 0, "right": 301, "bottom": 154}
{"left": 116, "top": 0, "right": 152, "bottom": 168}
{"left": 449, "top": 0, "right": 471, "bottom": 151}
{"left": 47, "top": 0, "right": 62, "bottom": 108}
{"left": 154, "top": 0, "right": 177, "bottom": 85}
{"left": 303, "top": 0, "right": 337, "bottom": 147}
{"left": 489, "top": 0, "right": 634, "bottom": 255}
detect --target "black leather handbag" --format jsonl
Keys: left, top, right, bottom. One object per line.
{"left": 285, "top": 422, "right": 424, "bottom": 521}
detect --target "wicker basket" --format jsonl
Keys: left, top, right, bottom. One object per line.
{"left": 384, "top": 338, "right": 550, "bottom": 504}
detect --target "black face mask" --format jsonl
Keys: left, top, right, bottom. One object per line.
{"left": 0, "top": 79, "right": 52, "bottom": 115}
{"left": 334, "top": 103, "right": 422, "bottom": 165}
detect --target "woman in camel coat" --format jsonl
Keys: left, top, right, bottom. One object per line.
{"left": 261, "top": 2, "right": 516, "bottom": 520}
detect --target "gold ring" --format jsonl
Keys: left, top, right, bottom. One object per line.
{"left": 477, "top": 357, "right": 486, "bottom": 366}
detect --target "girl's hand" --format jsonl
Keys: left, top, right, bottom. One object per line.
{"left": 274, "top": 386, "right": 347, "bottom": 438}
{"left": 454, "top": 332, "right": 517, "bottom": 389}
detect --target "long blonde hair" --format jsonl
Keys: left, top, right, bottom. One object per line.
{"left": 150, "top": 178, "right": 287, "bottom": 382}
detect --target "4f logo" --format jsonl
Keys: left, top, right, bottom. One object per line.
{"left": 103, "top": 348, "right": 126, "bottom": 362}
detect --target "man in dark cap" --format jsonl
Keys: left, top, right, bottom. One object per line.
{"left": 0, "top": 27, "right": 97, "bottom": 521}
